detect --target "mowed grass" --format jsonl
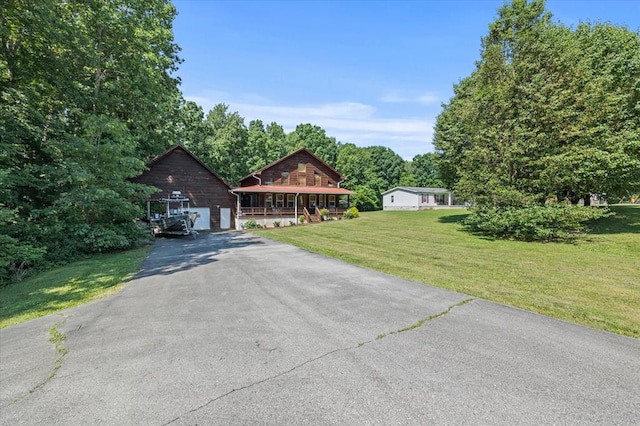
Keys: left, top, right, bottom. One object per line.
{"left": 0, "top": 245, "right": 152, "bottom": 329}
{"left": 254, "top": 205, "right": 640, "bottom": 338}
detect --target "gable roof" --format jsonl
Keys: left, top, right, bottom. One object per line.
{"left": 146, "top": 144, "right": 231, "bottom": 189}
{"left": 239, "top": 147, "right": 344, "bottom": 182}
{"left": 381, "top": 186, "right": 450, "bottom": 196}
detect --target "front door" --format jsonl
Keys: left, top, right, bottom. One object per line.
{"left": 309, "top": 195, "right": 317, "bottom": 213}
{"left": 220, "top": 208, "right": 231, "bottom": 229}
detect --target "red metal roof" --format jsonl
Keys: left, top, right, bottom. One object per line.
{"left": 231, "top": 185, "right": 354, "bottom": 195}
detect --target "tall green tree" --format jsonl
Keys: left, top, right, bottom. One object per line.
{"left": 287, "top": 123, "right": 339, "bottom": 167}
{"left": 245, "top": 120, "right": 289, "bottom": 172}
{"left": 191, "top": 103, "right": 249, "bottom": 185}
{"left": 336, "top": 143, "right": 381, "bottom": 210}
{"left": 367, "top": 146, "right": 405, "bottom": 193}
{"left": 0, "top": 0, "right": 182, "bottom": 281}
{"left": 434, "top": 0, "right": 640, "bottom": 206}
{"left": 176, "top": 100, "right": 209, "bottom": 149}
{"left": 336, "top": 143, "right": 376, "bottom": 189}
{"left": 411, "top": 153, "right": 444, "bottom": 188}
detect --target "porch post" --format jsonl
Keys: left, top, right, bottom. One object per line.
{"left": 294, "top": 193, "right": 299, "bottom": 224}
{"left": 448, "top": 192, "right": 452, "bottom": 206}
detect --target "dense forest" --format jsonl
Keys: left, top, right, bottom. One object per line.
{"left": 0, "top": 0, "right": 439, "bottom": 284}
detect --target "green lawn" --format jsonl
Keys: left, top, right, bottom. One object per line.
{"left": 0, "top": 246, "right": 152, "bottom": 329}
{"left": 2, "top": 207, "right": 637, "bottom": 337}
{"left": 254, "top": 205, "right": 640, "bottom": 338}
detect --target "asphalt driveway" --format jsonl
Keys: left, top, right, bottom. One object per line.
{"left": 1, "top": 232, "right": 638, "bottom": 425}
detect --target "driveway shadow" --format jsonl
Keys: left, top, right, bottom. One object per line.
{"left": 135, "top": 231, "right": 263, "bottom": 278}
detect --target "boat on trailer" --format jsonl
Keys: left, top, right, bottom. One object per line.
{"left": 147, "top": 191, "right": 199, "bottom": 238}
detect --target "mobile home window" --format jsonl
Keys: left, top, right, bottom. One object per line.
{"left": 421, "top": 194, "right": 428, "bottom": 203}
{"left": 391, "top": 195, "right": 394, "bottom": 203}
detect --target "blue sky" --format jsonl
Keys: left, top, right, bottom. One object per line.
{"left": 172, "top": 0, "right": 640, "bottom": 160}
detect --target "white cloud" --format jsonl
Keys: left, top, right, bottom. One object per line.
{"left": 380, "top": 93, "right": 439, "bottom": 104}
{"left": 184, "top": 93, "right": 435, "bottom": 159}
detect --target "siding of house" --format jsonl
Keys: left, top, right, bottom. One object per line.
{"left": 383, "top": 189, "right": 420, "bottom": 210}
{"left": 131, "top": 146, "right": 235, "bottom": 231}
{"left": 382, "top": 187, "right": 461, "bottom": 210}
{"left": 240, "top": 150, "right": 342, "bottom": 188}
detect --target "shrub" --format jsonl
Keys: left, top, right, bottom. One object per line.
{"left": 273, "top": 220, "right": 281, "bottom": 227}
{"left": 298, "top": 215, "right": 305, "bottom": 224}
{"left": 462, "top": 204, "right": 613, "bottom": 241}
{"left": 343, "top": 207, "right": 360, "bottom": 219}
{"left": 0, "top": 234, "right": 47, "bottom": 286}
{"left": 244, "top": 218, "right": 261, "bottom": 229}
{"left": 74, "top": 223, "right": 143, "bottom": 253}
{"left": 319, "top": 208, "right": 330, "bottom": 217}
{"left": 353, "top": 185, "right": 380, "bottom": 211}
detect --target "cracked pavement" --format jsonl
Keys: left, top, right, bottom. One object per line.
{"left": 1, "top": 232, "right": 639, "bottom": 425}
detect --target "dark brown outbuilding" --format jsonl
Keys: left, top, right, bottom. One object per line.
{"left": 131, "top": 144, "right": 235, "bottom": 231}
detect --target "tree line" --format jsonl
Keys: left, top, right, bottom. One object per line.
{"left": 176, "top": 101, "right": 442, "bottom": 210}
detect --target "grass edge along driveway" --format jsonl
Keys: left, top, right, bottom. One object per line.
{"left": 254, "top": 205, "right": 639, "bottom": 338}
{"left": 0, "top": 246, "right": 152, "bottom": 329}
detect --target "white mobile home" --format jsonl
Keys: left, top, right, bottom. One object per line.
{"left": 382, "top": 187, "right": 463, "bottom": 210}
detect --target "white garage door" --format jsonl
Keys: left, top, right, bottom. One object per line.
{"left": 189, "top": 207, "right": 210, "bottom": 230}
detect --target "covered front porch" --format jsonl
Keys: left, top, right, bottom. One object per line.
{"left": 230, "top": 185, "right": 354, "bottom": 228}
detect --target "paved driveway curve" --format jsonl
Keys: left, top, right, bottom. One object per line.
{"left": 1, "top": 232, "right": 638, "bottom": 425}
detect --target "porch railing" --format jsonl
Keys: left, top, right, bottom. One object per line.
{"left": 240, "top": 207, "right": 345, "bottom": 217}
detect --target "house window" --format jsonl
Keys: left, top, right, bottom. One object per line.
{"left": 276, "top": 194, "right": 284, "bottom": 208}
{"left": 298, "top": 162, "right": 306, "bottom": 172}
{"left": 265, "top": 194, "right": 273, "bottom": 208}
{"left": 421, "top": 194, "right": 428, "bottom": 203}
{"left": 265, "top": 177, "right": 273, "bottom": 185}
{"left": 314, "top": 172, "right": 321, "bottom": 186}
{"left": 287, "top": 194, "right": 294, "bottom": 208}
{"left": 281, "top": 171, "right": 289, "bottom": 185}
{"left": 329, "top": 195, "right": 336, "bottom": 208}
{"left": 298, "top": 174, "right": 306, "bottom": 186}
{"left": 391, "top": 195, "right": 394, "bottom": 203}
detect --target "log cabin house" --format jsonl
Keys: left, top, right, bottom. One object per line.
{"left": 231, "top": 148, "right": 354, "bottom": 228}
{"left": 131, "top": 144, "right": 236, "bottom": 231}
